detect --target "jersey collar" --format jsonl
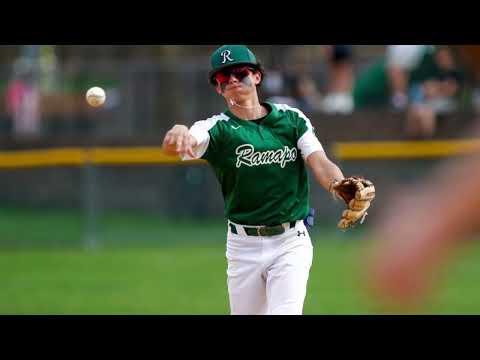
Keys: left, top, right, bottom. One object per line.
{"left": 225, "top": 102, "right": 278, "bottom": 125}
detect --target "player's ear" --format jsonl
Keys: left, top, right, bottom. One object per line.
{"left": 253, "top": 71, "right": 262, "bottom": 86}
{"left": 215, "top": 83, "right": 223, "bottom": 95}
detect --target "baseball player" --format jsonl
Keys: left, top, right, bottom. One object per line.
{"left": 163, "top": 45, "right": 375, "bottom": 315}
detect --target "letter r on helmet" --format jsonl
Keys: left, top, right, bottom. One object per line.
{"left": 221, "top": 50, "right": 234, "bottom": 64}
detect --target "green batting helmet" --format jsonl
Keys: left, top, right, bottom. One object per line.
{"left": 209, "top": 45, "right": 264, "bottom": 86}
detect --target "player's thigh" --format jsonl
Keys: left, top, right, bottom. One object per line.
{"left": 227, "top": 259, "right": 267, "bottom": 315}
{"left": 266, "top": 229, "right": 313, "bottom": 315}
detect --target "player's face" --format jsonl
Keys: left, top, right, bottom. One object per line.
{"left": 214, "top": 66, "right": 261, "bottom": 97}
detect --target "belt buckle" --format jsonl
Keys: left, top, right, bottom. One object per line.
{"left": 258, "top": 225, "right": 284, "bottom": 236}
{"left": 257, "top": 227, "right": 263, "bottom": 236}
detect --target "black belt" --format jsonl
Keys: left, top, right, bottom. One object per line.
{"left": 229, "top": 221, "right": 297, "bottom": 237}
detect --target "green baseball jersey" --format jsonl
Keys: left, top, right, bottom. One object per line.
{"left": 186, "top": 102, "right": 324, "bottom": 226}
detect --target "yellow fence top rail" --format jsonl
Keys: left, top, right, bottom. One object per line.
{"left": 0, "top": 139, "right": 479, "bottom": 169}
{"left": 0, "top": 147, "right": 204, "bottom": 169}
{"left": 333, "top": 139, "right": 480, "bottom": 160}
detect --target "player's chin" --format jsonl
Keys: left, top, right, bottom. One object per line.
{"left": 226, "top": 91, "right": 250, "bottom": 103}
{"left": 225, "top": 85, "right": 247, "bottom": 95}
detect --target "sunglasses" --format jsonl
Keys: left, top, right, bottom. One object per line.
{"left": 214, "top": 66, "right": 255, "bottom": 85}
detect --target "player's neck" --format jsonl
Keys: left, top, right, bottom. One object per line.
{"left": 227, "top": 97, "right": 267, "bottom": 121}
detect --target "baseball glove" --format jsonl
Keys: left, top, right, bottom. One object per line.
{"left": 330, "top": 176, "right": 376, "bottom": 230}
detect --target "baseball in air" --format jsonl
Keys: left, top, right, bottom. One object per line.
{"left": 86, "top": 87, "right": 106, "bottom": 107}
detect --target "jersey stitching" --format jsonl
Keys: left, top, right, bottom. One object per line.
{"left": 273, "top": 103, "right": 314, "bottom": 132}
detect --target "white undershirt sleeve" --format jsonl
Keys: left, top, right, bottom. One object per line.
{"left": 297, "top": 130, "right": 324, "bottom": 160}
{"left": 180, "top": 125, "right": 211, "bottom": 161}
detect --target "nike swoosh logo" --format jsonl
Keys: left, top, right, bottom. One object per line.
{"left": 231, "top": 125, "right": 241, "bottom": 130}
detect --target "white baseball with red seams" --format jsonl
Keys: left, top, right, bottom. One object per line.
{"left": 86, "top": 87, "right": 106, "bottom": 107}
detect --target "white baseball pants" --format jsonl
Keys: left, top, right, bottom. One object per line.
{"left": 226, "top": 220, "right": 313, "bottom": 315}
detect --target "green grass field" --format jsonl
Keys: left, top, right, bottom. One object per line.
{"left": 1, "top": 208, "right": 480, "bottom": 314}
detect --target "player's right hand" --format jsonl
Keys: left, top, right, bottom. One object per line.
{"left": 162, "top": 124, "right": 197, "bottom": 158}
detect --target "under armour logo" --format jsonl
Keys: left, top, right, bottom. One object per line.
{"left": 297, "top": 231, "right": 306, "bottom": 237}
{"left": 221, "top": 50, "right": 234, "bottom": 64}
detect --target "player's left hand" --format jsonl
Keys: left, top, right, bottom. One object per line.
{"left": 331, "top": 176, "right": 376, "bottom": 230}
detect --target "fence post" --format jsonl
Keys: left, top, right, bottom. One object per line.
{"left": 83, "top": 148, "right": 100, "bottom": 251}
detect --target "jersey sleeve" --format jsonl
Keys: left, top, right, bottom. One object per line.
{"left": 180, "top": 114, "right": 227, "bottom": 161}
{"left": 291, "top": 108, "right": 325, "bottom": 160}
{"left": 180, "top": 121, "right": 211, "bottom": 161}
